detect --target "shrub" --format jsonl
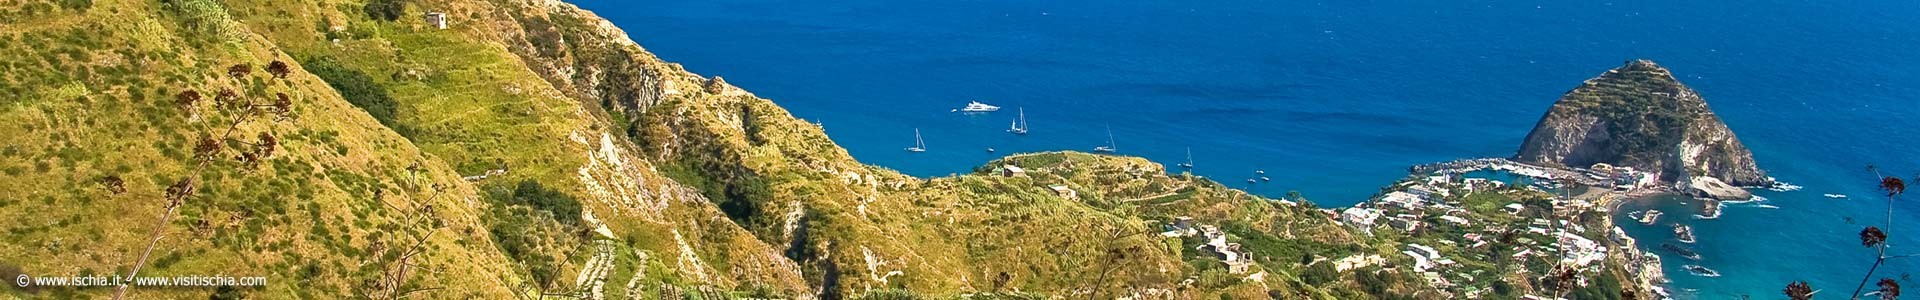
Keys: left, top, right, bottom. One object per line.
{"left": 1300, "top": 261, "right": 1339, "bottom": 285}
{"left": 57, "top": 0, "right": 90, "bottom": 11}
{"left": 362, "top": 0, "right": 405, "bottom": 22}
{"left": 517, "top": 16, "right": 565, "bottom": 57}
{"left": 505, "top": 180, "right": 581, "bottom": 225}
{"left": 163, "top": 0, "right": 243, "bottom": 46}
{"left": 299, "top": 56, "right": 402, "bottom": 132}
{"left": 487, "top": 207, "right": 560, "bottom": 289}
{"left": 857, "top": 289, "right": 921, "bottom": 300}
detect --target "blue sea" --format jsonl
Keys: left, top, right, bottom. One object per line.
{"left": 570, "top": 0, "right": 1920, "bottom": 297}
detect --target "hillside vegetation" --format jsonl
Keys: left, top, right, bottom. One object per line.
{"left": 0, "top": 0, "right": 1627, "bottom": 299}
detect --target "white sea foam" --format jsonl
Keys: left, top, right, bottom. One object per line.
{"left": 1767, "top": 179, "right": 1803, "bottom": 192}
{"left": 1723, "top": 195, "right": 1767, "bottom": 204}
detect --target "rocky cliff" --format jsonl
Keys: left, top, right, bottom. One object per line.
{"left": 1515, "top": 60, "right": 1768, "bottom": 194}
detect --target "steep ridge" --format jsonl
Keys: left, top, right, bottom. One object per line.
{"left": 1515, "top": 60, "right": 1768, "bottom": 193}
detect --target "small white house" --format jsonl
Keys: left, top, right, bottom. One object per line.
{"left": 425, "top": 12, "right": 448, "bottom": 29}
{"left": 1000, "top": 165, "right": 1026, "bottom": 177}
{"left": 1048, "top": 185, "right": 1077, "bottom": 199}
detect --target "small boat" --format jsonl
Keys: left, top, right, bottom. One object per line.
{"left": 1092, "top": 126, "right": 1117, "bottom": 153}
{"left": 957, "top": 101, "right": 1000, "bottom": 112}
{"left": 1007, "top": 108, "right": 1028, "bottom": 135}
{"left": 1682, "top": 265, "right": 1721, "bottom": 277}
{"left": 1246, "top": 178, "right": 1258, "bottom": 183}
{"left": 1260, "top": 176, "right": 1271, "bottom": 182}
{"left": 986, "top": 147, "right": 995, "bottom": 152}
{"left": 1662, "top": 243, "right": 1702, "bottom": 260}
{"left": 1674, "top": 224, "right": 1696, "bottom": 244}
{"left": 1255, "top": 170, "right": 1266, "bottom": 175}
{"left": 1825, "top": 194, "right": 1848, "bottom": 199}
{"left": 904, "top": 128, "right": 927, "bottom": 152}
{"left": 1640, "top": 210, "right": 1663, "bottom": 225}
{"left": 1176, "top": 147, "right": 1194, "bottom": 169}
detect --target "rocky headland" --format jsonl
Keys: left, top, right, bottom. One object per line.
{"left": 1515, "top": 60, "right": 1768, "bottom": 200}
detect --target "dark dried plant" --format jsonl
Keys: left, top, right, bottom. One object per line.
{"left": 1786, "top": 281, "right": 1814, "bottom": 300}
{"left": 99, "top": 175, "right": 126, "bottom": 194}
{"left": 227, "top": 63, "right": 252, "bottom": 80}
{"left": 256, "top": 132, "right": 278, "bottom": 158}
{"left": 1865, "top": 227, "right": 1889, "bottom": 248}
{"left": 163, "top": 178, "right": 195, "bottom": 203}
{"left": 174, "top": 90, "right": 201, "bottom": 108}
{"left": 116, "top": 64, "right": 304, "bottom": 300}
{"left": 236, "top": 151, "right": 262, "bottom": 169}
{"left": 269, "top": 93, "right": 295, "bottom": 120}
{"left": 266, "top": 60, "right": 291, "bottom": 79}
{"left": 215, "top": 88, "right": 242, "bottom": 110}
{"left": 1879, "top": 278, "right": 1901, "bottom": 300}
{"left": 1883, "top": 176, "right": 1906, "bottom": 197}
{"left": 192, "top": 137, "right": 223, "bottom": 160}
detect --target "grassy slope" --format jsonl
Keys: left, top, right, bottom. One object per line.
{"left": 0, "top": 0, "right": 518, "bottom": 298}
{"left": 211, "top": 0, "right": 811, "bottom": 295}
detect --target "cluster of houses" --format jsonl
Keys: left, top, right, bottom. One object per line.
{"left": 1323, "top": 171, "right": 1629, "bottom": 296}
{"left": 1336, "top": 173, "right": 1507, "bottom": 234}
{"left": 1160, "top": 217, "right": 1255, "bottom": 274}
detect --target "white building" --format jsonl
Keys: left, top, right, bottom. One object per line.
{"left": 424, "top": 12, "right": 448, "bottom": 30}
{"left": 1342, "top": 207, "right": 1382, "bottom": 228}
{"left": 1000, "top": 164, "right": 1026, "bottom": 177}
{"left": 1404, "top": 250, "right": 1434, "bottom": 272}
{"left": 1378, "top": 191, "right": 1427, "bottom": 210}
{"left": 1408, "top": 244, "right": 1441, "bottom": 259}
{"left": 1557, "top": 231, "right": 1607, "bottom": 267}
{"left": 1048, "top": 185, "right": 1076, "bottom": 199}
{"left": 1407, "top": 185, "right": 1448, "bottom": 200}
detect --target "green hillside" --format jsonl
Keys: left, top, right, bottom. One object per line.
{"left": 0, "top": 0, "right": 1638, "bottom": 299}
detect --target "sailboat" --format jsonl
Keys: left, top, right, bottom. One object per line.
{"left": 905, "top": 128, "right": 927, "bottom": 152}
{"left": 1007, "top": 108, "right": 1028, "bottom": 135}
{"left": 1093, "top": 126, "right": 1116, "bottom": 153}
{"left": 1177, "top": 147, "right": 1193, "bottom": 169}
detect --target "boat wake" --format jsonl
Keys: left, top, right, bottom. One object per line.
{"left": 1825, "top": 194, "right": 1848, "bottom": 199}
